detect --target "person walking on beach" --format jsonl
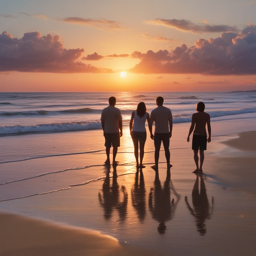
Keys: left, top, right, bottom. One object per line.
{"left": 187, "top": 102, "right": 211, "bottom": 172}
{"left": 130, "top": 102, "right": 152, "bottom": 168}
{"left": 150, "top": 96, "right": 173, "bottom": 170}
{"left": 101, "top": 96, "right": 122, "bottom": 165}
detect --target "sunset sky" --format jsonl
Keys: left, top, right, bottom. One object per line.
{"left": 1, "top": 0, "right": 256, "bottom": 92}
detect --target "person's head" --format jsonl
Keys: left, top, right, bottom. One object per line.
{"left": 196, "top": 102, "right": 205, "bottom": 112}
{"left": 136, "top": 102, "right": 146, "bottom": 117}
{"left": 156, "top": 96, "right": 164, "bottom": 106}
{"left": 158, "top": 222, "right": 166, "bottom": 234}
{"left": 109, "top": 96, "right": 116, "bottom": 106}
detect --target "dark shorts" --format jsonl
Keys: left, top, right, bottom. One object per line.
{"left": 192, "top": 134, "right": 207, "bottom": 151}
{"left": 154, "top": 133, "right": 170, "bottom": 149}
{"left": 104, "top": 132, "right": 120, "bottom": 148}
{"left": 131, "top": 131, "right": 146, "bottom": 143}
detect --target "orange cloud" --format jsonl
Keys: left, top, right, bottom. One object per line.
{"left": 82, "top": 52, "right": 104, "bottom": 60}
{"left": 62, "top": 17, "right": 123, "bottom": 31}
{"left": 142, "top": 33, "right": 173, "bottom": 41}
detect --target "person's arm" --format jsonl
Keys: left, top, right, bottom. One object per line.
{"left": 118, "top": 110, "right": 123, "bottom": 137}
{"left": 146, "top": 113, "right": 153, "bottom": 137}
{"left": 129, "top": 111, "right": 135, "bottom": 136}
{"left": 169, "top": 110, "right": 173, "bottom": 138}
{"left": 187, "top": 114, "right": 195, "bottom": 142}
{"left": 101, "top": 112, "right": 105, "bottom": 135}
{"left": 207, "top": 114, "right": 211, "bottom": 143}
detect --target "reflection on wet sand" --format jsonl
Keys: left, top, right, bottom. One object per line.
{"left": 131, "top": 169, "right": 146, "bottom": 223}
{"left": 98, "top": 166, "right": 128, "bottom": 222}
{"left": 185, "top": 173, "right": 214, "bottom": 236}
{"left": 149, "top": 170, "right": 180, "bottom": 234}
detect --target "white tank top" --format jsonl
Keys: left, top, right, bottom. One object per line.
{"left": 132, "top": 111, "right": 148, "bottom": 132}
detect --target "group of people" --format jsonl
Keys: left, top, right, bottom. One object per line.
{"left": 101, "top": 96, "right": 211, "bottom": 172}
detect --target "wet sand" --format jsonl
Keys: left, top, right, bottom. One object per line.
{"left": 0, "top": 126, "right": 256, "bottom": 255}
{"left": 0, "top": 212, "right": 160, "bottom": 256}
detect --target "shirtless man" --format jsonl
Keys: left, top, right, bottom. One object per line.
{"left": 187, "top": 102, "right": 211, "bottom": 172}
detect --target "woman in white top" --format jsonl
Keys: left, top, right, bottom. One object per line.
{"left": 130, "top": 102, "right": 152, "bottom": 168}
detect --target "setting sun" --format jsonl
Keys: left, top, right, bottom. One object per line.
{"left": 120, "top": 71, "right": 127, "bottom": 77}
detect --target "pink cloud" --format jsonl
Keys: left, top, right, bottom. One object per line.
{"left": 146, "top": 19, "right": 239, "bottom": 34}
{"left": 0, "top": 31, "right": 113, "bottom": 73}
{"left": 129, "top": 25, "right": 256, "bottom": 75}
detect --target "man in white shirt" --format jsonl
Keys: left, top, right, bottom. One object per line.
{"left": 101, "top": 96, "right": 122, "bottom": 165}
{"left": 150, "top": 96, "right": 173, "bottom": 170}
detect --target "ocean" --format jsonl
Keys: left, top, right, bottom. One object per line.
{"left": 1, "top": 91, "right": 256, "bottom": 136}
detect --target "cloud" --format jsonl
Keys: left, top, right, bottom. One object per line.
{"left": 0, "top": 31, "right": 113, "bottom": 73}
{"left": 157, "top": 76, "right": 162, "bottom": 79}
{"left": 145, "top": 19, "right": 239, "bottom": 34}
{"left": 142, "top": 33, "right": 173, "bottom": 41}
{"left": 129, "top": 24, "right": 256, "bottom": 75}
{"left": 82, "top": 52, "right": 104, "bottom": 60}
{"left": 107, "top": 54, "right": 129, "bottom": 58}
{"left": 131, "top": 51, "right": 145, "bottom": 59}
{"left": 1, "top": 14, "right": 16, "bottom": 18}
{"left": 62, "top": 17, "right": 123, "bottom": 31}
{"left": 20, "top": 12, "right": 48, "bottom": 20}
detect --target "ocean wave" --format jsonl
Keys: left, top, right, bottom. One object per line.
{"left": 1, "top": 107, "right": 256, "bottom": 135}
{"left": 0, "top": 121, "right": 102, "bottom": 135}
{"left": 178, "top": 96, "right": 198, "bottom": 99}
{"left": 0, "top": 102, "right": 12, "bottom": 105}
{"left": 0, "top": 108, "right": 99, "bottom": 116}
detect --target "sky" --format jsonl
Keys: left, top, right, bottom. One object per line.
{"left": 1, "top": 0, "right": 256, "bottom": 92}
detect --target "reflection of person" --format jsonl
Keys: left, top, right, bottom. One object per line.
{"left": 150, "top": 96, "right": 173, "bottom": 170}
{"left": 101, "top": 96, "right": 122, "bottom": 165}
{"left": 98, "top": 166, "right": 128, "bottom": 221}
{"left": 187, "top": 102, "right": 211, "bottom": 172}
{"left": 129, "top": 102, "right": 152, "bottom": 168}
{"left": 131, "top": 170, "right": 146, "bottom": 222}
{"left": 149, "top": 170, "right": 180, "bottom": 234}
{"left": 185, "top": 174, "right": 214, "bottom": 236}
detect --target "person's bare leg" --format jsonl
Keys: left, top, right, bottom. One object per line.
{"left": 163, "top": 137, "right": 171, "bottom": 168}
{"left": 132, "top": 137, "right": 139, "bottom": 167}
{"left": 153, "top": 137, "right": 161, "bottom": 170}
{"left": 199, "top": 150, "right": 204, "bottom": 172}
{"left": 113, "top": 147, "right": 118, "bottom": 165}
{"left": 105, "top": 147, "right": 110, "bottom": 164}
{"left": 193, "top": 150, "right": 199, "bottom": 172}
{"left": 139, "top": 140, "right": 146, "bottom": 168}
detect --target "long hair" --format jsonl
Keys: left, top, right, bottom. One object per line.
{"left": 136, "top": 102, "right": 146, "bottom": 118}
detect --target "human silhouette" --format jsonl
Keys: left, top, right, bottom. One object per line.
{"left": 131, "top": 169, "right": 146, "bottom": 222}
{"left": 149, "top": 170, "right": 180, "bottom": 234}
{"left": 185, "top": 173, "right": 214, "bottom": 236}
{"left": 98, "top": 166, "right": 128, "bottom": 222}
{"left": 150, "top": 96, "right": 173, "bottom": 170}
{"left": 187, "top": 102, "right": 211, "bottom": 172}
{"left": 129, "top": 102, "right": 152, "bottom": 168}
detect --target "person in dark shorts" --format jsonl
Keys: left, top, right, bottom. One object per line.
{"left": 101, "top": 96, "right": 122, "bottom": 165}
{"left": 187, "top": 102, "right": 211, "bottom": 172}
{"left": 129, "top": 102, "right": 152, "bottom": 168}
{"left": 150, "top": 96, "right": 173, "bottom": 170}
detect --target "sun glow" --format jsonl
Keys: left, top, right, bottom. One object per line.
{"left": 120, "top": 71, "right": 127, "bottom": 77}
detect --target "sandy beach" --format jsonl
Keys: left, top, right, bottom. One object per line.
{"left": 0, "top": 124, "right": 256, "bottom": 256}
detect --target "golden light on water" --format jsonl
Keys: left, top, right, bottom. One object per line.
{"left": 120, "top": 71, "right": 127, "bottom": 77}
